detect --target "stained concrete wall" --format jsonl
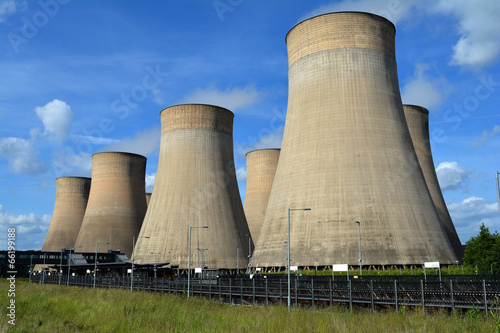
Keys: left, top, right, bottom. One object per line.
{"left": 253, "top": 12, "right": 458, "bottom": 268}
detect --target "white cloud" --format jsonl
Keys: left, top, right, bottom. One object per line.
{"left": 447, "top": 197, "right": 499, "bottom": 241}
{"left": 34, "top": 99, "right": 74, "bottom": 144}
{"left": 237, "top": 128, "right": 284, "bottom": 156}
{"left": 401, "top": 63, "right": 449, "bottom": 110}
{"left": 101, "top": 126, "right": 160, "bottom": 157}
{"left": 51, "top": 149, "right": 92, "bottom": 177}
{"left": 236, "top": 167, "right": 247, "bottom": 182}
{"left": 435, "top": 161, "right": 468, "bottom": 191}
{"left": 433, "top": 0, "right": 500, "bottom": 68}
{"left": 152, "top": 89, "right": 164, "bottom": 106}
{"left": 300, "top": 0, "right": 418, "bottom": 25}
{"left": 0, "top": 0, "right": 17, "bottom": 23}
{"left": 145, "top": 172, "right": 155, "bottom": 192}
{"left": 471, "top": 125, "right": 500, "bottom": 148}
{"left": 0, "top": 204, "right": 51, "bottom": 250}
{"left": 178, "top": 85, "right": 259, "bottom": 111}
{"left": 0, "top": 137, "right": 46, "bottom": 175}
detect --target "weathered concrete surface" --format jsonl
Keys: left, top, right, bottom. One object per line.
{"left": 243, "top": 149, "right": 280, "bottom": 245}
{"left": 135, "top": 104, "right": 251, "bottom": 269}
{"left": 403, "top": 104, "right": 464, "bottom": 260}
{"left": 253, "top": 12, "right": 458, "bottom": 268}
{"left": 75, "top": 152, "right": 147, "bottom": 257}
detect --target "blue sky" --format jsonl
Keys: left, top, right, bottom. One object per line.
{"left": 0, "top": 0, "right": 499, "bottom": 251}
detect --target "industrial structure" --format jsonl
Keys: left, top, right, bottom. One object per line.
{"left": 252, "top": 12, "right": 458, "bottom": 269}
{"left": 41, "top": 177, "right": 91, "bottom": 251}
{"left": 74, "top": 152, "right": 147, "bottom": 257}
{"left": 243, "top": 149, "right": 280, "bottom": 244}
{"left": 134, "top": 104, "right": 251, "bottom": 269}
{"left": 403, "top": 104, "right": 464, "bottom": 259}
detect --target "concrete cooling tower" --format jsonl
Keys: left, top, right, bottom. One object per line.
{"left": 41, "top": 177, "right": 91, "bottom": 251}
{"left": 243, "top": 149, "right": 280, "bottom": 245}
{"left": 134, "top": 104, "right": 251, "bottom": 269}
{"left": 74, "top": 152, "right": 147, "bottom": 257}
{"left": 403, "top": 104, "right": 464, "bottom": 259}
{"left": 252, "top": 12, "right": 458, "bottom": 268}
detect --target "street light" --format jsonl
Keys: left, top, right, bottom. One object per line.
{"left": 42, "top": 253, "right": 47, "bottom": 284}
{"left": 59, "top": 249, "right": 64, "bottom": 286}
{"left": 246, "top": 233, "right": 252, "bottom": 273}
{"left": 188, "top": 226, "right": 208, "bottom": 298}
{"left": 131, "top": 235, "right": 149, "bottom": 292}
{"left": 355, "top": 221, "right": 362, "bottom": 276}
{"left": 94, "top": 242, "right": 110, "bottom": 288}
{"left": 29, "top": 254, "right": 33, "bottom": 283}
{"left": 150, "top": 252, "right": 161, "bottom": 279}
{"left": 67, "top": 246, "right": 82, "bottom": 287}
{"left": 287, "top": 208, "right": 311, "bottom": 312}
{"left": 496, "top": 171, "right": 500, "bottom": 219}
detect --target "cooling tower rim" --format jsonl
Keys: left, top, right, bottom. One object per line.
{"left": 403, "top": 104, "right": 430, "bottom": 115}
{"left": 245, "top": 148, "right": 281, "bottom": 157}
{"left": 285, "top": 11, "right": 396, "bottom": 44}
{"left": 160, "top": 103, "right": 234, "bottom": 116}
{"left": 55, "top": 176, "right": 91, "bottom": 181}
{"left": 92, "top": 151, "right": 147, "bottom": 160}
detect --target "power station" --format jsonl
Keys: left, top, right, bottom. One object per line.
{"left": 252, "top": 12, "right": 458, "bottom": 268}
{"left": 403, "top": 104, "right": 464, "bottom": 259}
{"left": 134, "top": 104, "right": 251, "bottom": 269}
{"left": 74, "top": 152, "right": 148, "bottom": 257}
{"left": 243, "top": 149, "right": 280, "bottom": 245}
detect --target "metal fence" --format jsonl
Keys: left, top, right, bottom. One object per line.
{"left": 31, "top": 274, "right": 500, "bottom": 316}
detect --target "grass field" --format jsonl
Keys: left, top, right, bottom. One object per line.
{"left": 0, "top": 279, "right": 497, "bottom": 332}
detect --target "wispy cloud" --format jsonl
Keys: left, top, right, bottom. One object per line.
{"left": 145, "top": 172, "right": 155, "bottom": 192}
{"left": 0, "top": 0, "right": 18, "bottom": 23}
{"left": 34, "top": 99, "right": 74, "bottom": 144}
{"left": 0, "top": 137, "right": 46, "bottom": 175}
{"left": 436, "top": 161, "right": 468, "bottom": 191}
{"left": 447, "top": 196, "right": 499, "bottom": 240}
{"left": 236, "top": 167, "right": 247, "bottom": 182}
{"left": 178, "top": 85, "right": 260, "bottom": 112}
{"left": 401, "top": 63, "right": 450, "bottom": 110}
{"left": 471, "top": 125, "right": 500, "bottom": 148}
{"left": 101, "top": 126, "right": 161, "bottom": 157}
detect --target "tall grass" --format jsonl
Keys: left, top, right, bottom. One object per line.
{"left": 0, "top": 279, "right": 495, "bottom": 332}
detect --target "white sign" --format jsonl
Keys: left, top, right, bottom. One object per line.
{"left": 332, "top": 264, "right": 349, "bottom": 272}
{"left": 255, "top": 267, "right": 262, "bottom": 272}
{"left": 194, "top": 267, "right": 202, "bottom": 273}
{"left": 424, "top": 261, "right": 440, "bottom": 269}
{"left": 290, "top": 266, "right": 298, "bottom": 271}
{"left": 127, "top": 269, "right": 132, "bottom": 274}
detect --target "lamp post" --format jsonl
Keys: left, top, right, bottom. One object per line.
{"left": 496, "top": 171, "right": 500, "bottom": 219}
{"left": 66, "top": 246, "right": 82, "bottom": 287}
{"left": 168, "top": 251, "right": 171, "bottom": 267}
{"left": 236, "top": 245, "right": 239, "bottom": 274}
{"left": 150, "top": 252, "right": 161, "bottom": 279}
{"left": 188, "top": 226, "right": 208, "bottom": 298}
{"left": 131, "top": 235, "right": 149, "bottom": 292}
{"left": 355, "top": 221, "right": 362, "bottom": 276}
{"left": 59, "top": 249, "right": 64, "bottom": 286}
{"left": 29, "top": 254, "right": 33, "bottom": 283}
{"left": 287, "top": 208, "right": 311, "bottom": 312}
{"left": 246, "top": 233, "right": 252, "bottom": 274}
{"left": 42, "top": 253, "right": 46, "bottom": 284}
{"left": 94, "top": 242, "right": 110, "bottom": 288}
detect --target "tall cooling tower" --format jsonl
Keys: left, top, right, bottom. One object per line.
{"left": 74, "top": 152, "right": 147, "bottom": 257}
{"left": 41, "top": 177, "right": 91, "bottom": 251}
{"left": 253, "top": 12, "right": 457, "bottom": 268}
{"left": 135, "top": 104, "right": 251, "bottom": 269}
{"left": 403, "top": 104, "right": 464, "bottom": 259}
{"left": 243, "top": 149, "right": 280, "bottom": 245}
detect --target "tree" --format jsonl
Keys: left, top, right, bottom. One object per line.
{"left": 463, "top": 223, "right": 500, "bottom": 274}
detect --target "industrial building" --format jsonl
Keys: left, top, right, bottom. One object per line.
{"left": 252, "top": 12, "right": 458, "bottom": 269}
{"left": 74, "top": 152, "right": 148, "bottom": 257}
{"left": 134, "top": 104, "right": 252, "bottom": 270}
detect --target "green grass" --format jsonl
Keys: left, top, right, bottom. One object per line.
{"left": 0, "top": 279, "right": 496, "bottom": 332}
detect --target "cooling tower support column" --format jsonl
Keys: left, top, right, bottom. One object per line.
{"left": 134, "top": 104, "right": 251, "bottom": 269}
{"left": 403, "top": 104, "right": 464, "bottom": 260}
{"left": 252, "top": 12, "right": 458, "bottom": 268}
{"left": 75, "top": 152, "right": 147, "bottom": 257}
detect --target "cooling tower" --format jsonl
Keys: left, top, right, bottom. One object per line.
{"left": 134, "top": 104, "right": 251, "bottom": 269}
{"left": 243, "top": 149, "right": 280, "bottom": 244}
{"left": 145, "top": 193, "right": 151, "bottom": 206}
{"left": 74, "top": 152, "right": 147, "bottom": 257}
{"left": 41, "top": 177, "right": 91, "bottom": 251}
{"left": 252, "top": 12, "right": 458, "bottom": 268}
{"left": 403, "top": 104, "right": 464, "bottom": 259}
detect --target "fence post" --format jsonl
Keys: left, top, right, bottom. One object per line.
{"left": 241, "top": 278, "right": 243, "bottom": 305}
{"left": 219, "top": 277, "right": 221, "bottom": 302}
{"left": 229, "top": 278, "right": 232, "bottom": 304}
{"left": 252, "top": 278, "right": 255, "bottom": 306}
{"left": 311, "top": 277, "right": 314, "bottom": 307}
{"left": 483, "top": 280, "right": 488, "bottom": 319}
{"left": 280, "top": 278, "right": 282, "bottom": 305}
{"left": 449, "top": 280, "right": 454, "bottom": 314}
{"left": 370, "top": 280, "right": 374, "bottom": 313}
{"left": 394, "top": 280, "right": 398, "bottom": 313}
{"left": 295, "top": 278, "right": 298, "bottom": 308}
{"left": 266, "top": 278, "right": 269, "bottom": 307}
{"left": 421, "top": 280, "right": 425, "bottom": 311}
{"left": 349, "top": 279, "right": 352, "bottom": 313}
{"left": 329, "top": 279, "right": 333, "bottom": 306}
{"left": 209, "top": 278, "right": 212, "bottom": 300}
